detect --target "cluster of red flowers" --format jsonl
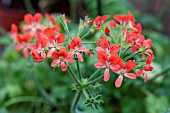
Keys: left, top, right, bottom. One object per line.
{"left": 11, "top": 11, "right": 154, "bottom": 87}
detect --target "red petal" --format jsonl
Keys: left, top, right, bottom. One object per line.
{"left": 144, "top": 73, "right": 148, "bottom": 83}
{"left": 115, "top": 75, "right": 123, "bottom": 88}
{"left": 104, "top": 68, "right": 110, "bottom": 82}
{"left": 11, "top": 23, "right": 18, "bottom": 33}
{"left": 94, "top": 62, "right": 106, "bottom": 68}
{"left": 79, "top": 46, "right": 88, "bottom": 52}
{"left": 136, "top": 69, "right": 143, "bottom": 76}
{"left": 41, "top": 50, "right": 46, "bottom": 59}
{"left": 97, "top": 51, "right": 108, "bottom": 63}
{"left": 109, "top": 44, "right": 120, "bottom": 54}
{"left": 51, "top": 59, "right": 60, "bottom": 67}
{"left": 23, "top": 48, "right": 29, "bottom": 58}
{"left": 52, "top": 52, "right": 59, "bottom": 59}
{"left": 76, "top": 52, "right": 84, "bottom": 62}
{"left": 33, "top": 13, "right": 42, "bottom": 23}
{"left": 101, "top": 15, "right": 110, "bottom": 23}
{"left": 124, "top": 73, "right": 136, "bottom": 79}
{"left": 100, "top": 36, "right": 110, "bottom": 48}
{"left": 15, "top": 45, "right": 23, "bottom": 51}
{"left": 105, "top": 27, "right": 110, "bottom": 35}
{"left": 56, "top": 34, "right": 65, "bottom": 44}
{"left": 110, "top": 20, "right": 118, "bottom": 27}
{"left": 61, "top": 62, "right": 67, "bottom": 71}
{"left": 47, "top": 48, "right": 55, "bottom": 57}
{"left": 114, "top": 14, "right": 123, "bottom": 23}
{"left": 24, "top": 13, "right": 33, "bottom": 24}
{"left": 65, "top": 58, "right": 74, "bottom": 62}
{"left": 125, "top": 60, "right": 136, "bottom": 72}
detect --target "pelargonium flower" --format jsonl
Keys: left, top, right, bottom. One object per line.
{"left": 114, "top": 60, "right": 136, "bottom": 87}
{"left": 136, "top": 53, "right": 154, "bottom": 82}
{"left": 94, "top": 51, "right": 123, "bottom": 82}
{"left": 51, "top": 47, "right": 74, "bottom": 71}
{"left": 96, "top": 36, "right": 120, "bottom": 55}
{"left": 31, "top": 33, "right": 47, "bottom": 59}
{"left": 10, "top": 23, "right": 18, "bottom": 39}
{"left": 15, "top": 33, "right": 33, "bottom": 58}
{"left": 43, "top": 27, "right": 65, "bottom": 57}
{"left": 68, "top": 36, "right": 88, "bottom": 62}
{"left": 22, "top": 13, "right": 45, "bottom": 37}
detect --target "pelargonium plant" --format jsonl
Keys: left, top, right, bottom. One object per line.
{"left": 10, "top": 11, "right": 154, "bottom": 112}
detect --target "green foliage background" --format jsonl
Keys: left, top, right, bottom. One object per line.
{"left": 0, "top": 0, "right": 170, "bottom": 113}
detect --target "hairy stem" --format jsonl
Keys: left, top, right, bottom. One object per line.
{"left": 86, "top": 74, "right": 103, "bottom": 85}
{"left": 71, "top": 91, "right": 82, "bottom": 113}
{"left": 68, "top": 65, "right": 81, "bottom": 85}
{"left": 88, "top": 69, "right": 102, "bottom": 81}
{"left": 3, "top": 96, "right": 46, "bottom": 108}
{"left": 76, "top": 59, "right": 81, "bottom": 80}
{"left": 81, "top": 30, "right": 91, "bottom": 39}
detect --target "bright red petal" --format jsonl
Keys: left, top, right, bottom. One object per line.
{"left": 136, "top": 69, "right": 143, "bottom": 76}
{"left": 104, "top": 68, "right": 110, "bottom": 82}
{"left": 125, "top": 60, "right": 136, "bottom": 72}
{"left": 124, "top": 73, "right": 136, "bottom": 79}
{"left": 24, "top": 13, "right": 33, "bottom": 24}
{"left": 34, "top": 13, "right": 42, "bottom": 23}
{"left": 51, "top": 59, "right": 60, "bottom": 67}
{"left": 100, "top": 36, "right": 110, "bottom": 48}
{"left": 115, "top": 75, "right": 123, "bottom": 88}
{"left": 61, "top": 62, "right": 67, "bottom": 71}
{"left": 94, "top": 62, "right": 106, "bottom": 68}
{"left": 105, "top": 27, "right": 110, "bottom": 35}
{"left": 76, "top": 52, "right": 84, "bottom": 62}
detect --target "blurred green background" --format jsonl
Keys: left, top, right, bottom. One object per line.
{"left": 0, "top": 0, "right": 170, "bottom": 113}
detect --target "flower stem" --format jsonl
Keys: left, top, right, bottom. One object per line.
{"left": 60, "top": 16, "right": 72, "bottom": 39}
{"left": 86, "top": 74, "right": 103, "bottom": 85}
{"left": 71, "top": 91, "right": 82, "bottom": 113}
{"left": 121, "top": 45, "right": 131, "bottom": 58}
{"left": 81, "top": 30, "right": 91, "bottom": 39}
{"left": 68, "top": 65, "right": 81, "bottom": 85}
{"left": 3, "top": 96, "right": 46, "bottom": 108}
{"left": 88, "top": 69, "right": 102, "bottom": 81}
{"left": 76, "top": 59, "right": 81, "bottom": 80}
{"left": 82, "top": 42, "right": 95, "bottom": 44}
{"left": 123, "top": 51, "right": 141, "bottom": 61}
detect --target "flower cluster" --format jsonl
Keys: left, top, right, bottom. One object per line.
{"left": 11, "top": 11, "right": 154, "bottom": 88}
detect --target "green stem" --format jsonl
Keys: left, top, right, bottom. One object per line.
{"left": 88, "top": 69, "right": 102, "bottom": 81}
{"left": 71, "top": 91, "right": 81, "bottom": 113}
{"left": 82, "top": 42, "right": 95, "bottom": 44}
{"left": 30, "top": 72, "right": 58, "bottom": 107}
{"left": 81, "top": 31, "right": 91, "bottom": 39}
{"left": 3, "top": 96, "right": 46, "bottom": 108}
{"left": 76, "top": 59, "right": 81, "bottom": 80}
{"left": 121, "top": 45, "right": 131, "bottom": 58}
{"left": 123, "top": 51, "right": 141, "bottom": 61}
{"left": 82, "top": 88, "right": 89, "bottom": 99}
{"left": 86, "top": 74, "right": 103, "bottom": 85}
{"left": 68, "top": 65, "right": 81, "bottom": 85}
{"left": 60, "top": 16, "right": 72, "bottom": 39}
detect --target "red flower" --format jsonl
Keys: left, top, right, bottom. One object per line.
{"left": 114, "top": 60, "right": 136, "bottom": 87}
{"left": 22, "top": 13, "right": 45, "bottom": 37}
{"left": 15, "top": 34, "right": 33, "bottom": 58}
{"left": 96, "top": 36, "right": 120, "bottom": 54}
{"left": 51, "top": 48, "right": 74, "bottom": 71}
{"left": 94, "top": 51, "right": 122, "bottom": 82}
{"left": 105, "top": 27, "right": 110, "bottom": 35}
{"left": 32, "top": 51, "right": 43, "bottom": 62}
{"left": 109, "top": 20, "right": 118, "bottom": 28}
{"left": 31, "top": 33, "right": 47, "bottom": 59}
{"left": 10, "top": 23, "right": 18, "bottom": 39}
{"left": 46, "top": 13, "right": 56, "bottom": 24}
{"left": 68, "top": 36, "right": 88, "bottom": 62}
